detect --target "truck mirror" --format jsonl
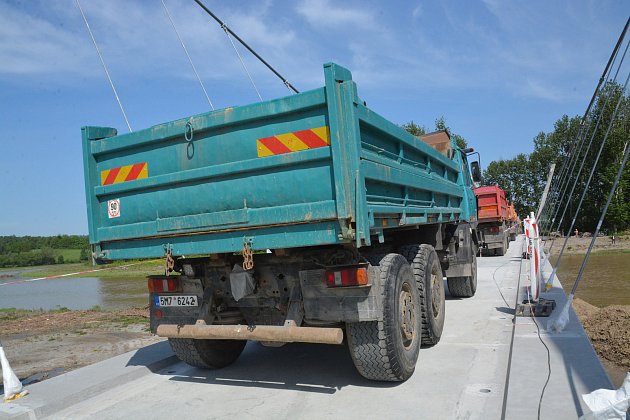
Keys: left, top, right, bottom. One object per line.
{"left": 471, "top": 161, "right": 482, "bottom": 184}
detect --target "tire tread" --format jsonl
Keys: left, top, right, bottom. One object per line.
{"left": 346, "top": 253, "right": 417, "bottom": 381}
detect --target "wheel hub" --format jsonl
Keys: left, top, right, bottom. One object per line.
{"left": 431, "top": 271, "right": 442, "bottom": 317}
{"left": 400, "top": 283, "right": 416, "bottom": 347}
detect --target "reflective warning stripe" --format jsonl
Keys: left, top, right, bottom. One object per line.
{"left": 101, "top": 162, "right": 148, "bottom": 186}
{"left": 257, "top": 126, "right": 330, "bottom": 157}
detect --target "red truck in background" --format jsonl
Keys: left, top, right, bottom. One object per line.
{"left": 474, "top": 185, "right": 519, "bottom": 256}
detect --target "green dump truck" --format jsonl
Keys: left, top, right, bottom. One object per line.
{"left": 82, "top": 63, "right": 480, "bottom": 381}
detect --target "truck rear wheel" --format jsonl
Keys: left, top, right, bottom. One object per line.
{"left": 346, "top": 253, "right": 421, "bottom": 381}
{"left": 447, "top": 252, "right": 477, "bottom": 298}
{"left": 399, "top": 244, "right": 445, "bottom": 347}
{"left": 168, "top": 338, "right": 246, "bottom": 369}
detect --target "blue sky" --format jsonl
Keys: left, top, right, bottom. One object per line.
{"left": 0, "top": 0, "right": 628, "bottom": 235}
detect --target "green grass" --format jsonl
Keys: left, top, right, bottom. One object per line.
{"left": 5, "top": 260, "right": 167, "bottom": 279}
{"left": 0, "top": 308, "right": 39, "bottom": 321}
{"left": 111, "top": 315, "right": 149, "bottom": 326}
{"left": 55, "top": 248, "right": 82, "bottom": 262}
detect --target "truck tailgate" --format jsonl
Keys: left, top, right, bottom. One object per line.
{"left": 83, "top": 88, "right": 339, "bottom": 260}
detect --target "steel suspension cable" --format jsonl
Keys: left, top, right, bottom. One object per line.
{"left": 554, "top": 94, "right": 630, "bottom": 334}
{"left": 76, "top": 0, "right": 132, "bottom": 132}
{"left": 547, "top": 65, "right": 630, "bottom": 286}
{"left": 570, "top": 135, "right": 630, "bottom": 295}
{"left": 541, "top": 125, "right": 587, "bottom": 231}
{"left": 547, "top": 38, "right": 630, "bottom": 255}
{"left": 161, "top": 0, "right": 215, "bottom": 110}
{"left": 222, "top": 25, "right": 263, "bottom": 101}
{"left": 540, "top": 18, "right": 629, "bottom": 233}
{"left": 545, "top": 40, "right": 627, "bottom": 241}
{"left": 192, "top": 0, "right": 299, "bottom": 94}
{"left": 544, "top": 116, "right": 593, "bottom": 236}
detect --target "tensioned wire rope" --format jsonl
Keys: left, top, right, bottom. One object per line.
{"left": 543, "top": 31, "right": 629, "bottom": 255}
{"left": 539, "top": 18, "right": 629, "bottom": 235}
{"left": 548, "top": 64, "right": 630, "bottom": 294}
{"left": 161, "top": 0, "right": 215, "bottom": 110}
{"left": 192, "top": 0, "right": 299, "bottom": 94}
{"left": 540, "top": 18, "right": 629, "bottom": 234}
{"left": 549, "top": 20, "right": 627, "bottom": 246}
{"left": 543, "top": 37, "right": 630, "bottom": 287}
{"left": 540, "top": 18, "right": 629, "bottom": 237}
{"left": 76, "top": 0, "right": 132, "bottom": 132}
{"left": 222, "top": 24, "right": 263, "bottom": 101}
{"left": 550, "top": 68, "right": 630, "bottom": 334}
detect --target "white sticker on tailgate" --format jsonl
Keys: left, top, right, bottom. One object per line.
{"left": 156, "top": 295, "right": 198, "bottom": 307}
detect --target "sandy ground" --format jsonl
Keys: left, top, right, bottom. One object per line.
{"left": 544, "top": 234, "right": 630, "bottom": 255}
{"left": 0, "top": 307, "right": 163, "bottom": 387}
{"left": 573, "top": 298, "right": 630, "bottom": 388}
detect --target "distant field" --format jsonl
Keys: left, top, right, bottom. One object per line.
{"left": 55, "top": 248, "right": 82, "bottom": 262}
{"left": 0, "top": 260, "right": 166, "bottom": 279}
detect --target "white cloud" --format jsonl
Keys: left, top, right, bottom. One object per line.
{"left": 0, "top": 0, "right": 302, "bottom": 89}
{"left": 521, "top": 78, "right": 569, "bottom": 102}
{"left": 0, "top": 2, "right": 93, "bottom": 76}
{"left": 295, "top": 0, "right": 376, "bottom": 29}
{"left": 412, "top": 3, "right": 423, "bottom": 19}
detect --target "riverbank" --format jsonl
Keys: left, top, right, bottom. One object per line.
{"left": 0, "top": 307, "right": 162, "bottom": 387}
{"left": 545, "top": 234, "right": 630, "bottom": 255}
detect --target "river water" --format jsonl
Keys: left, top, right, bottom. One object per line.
{"left": 0, "top": 276, "right": 147, "bottom": 310}
{"left": 0, "top": 252, "right": 627, "bottom": 310}
{"left": 555, "top": 253, "right": 630, "bottom": 307}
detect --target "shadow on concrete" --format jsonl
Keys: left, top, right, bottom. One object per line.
{"left": 126, "top": 340, "right": 179, "bottom": 373}
{"left": 495, "top": 306, "right": 515, "bottom": 315}
{"left": 166, "top": 341, "right": 402, "bottom": 394}
{"left": 540, "top": 284, "right": 609, "bottom": 417}
{"left": 512, "top": 280, "right": 612, "bottom": 417}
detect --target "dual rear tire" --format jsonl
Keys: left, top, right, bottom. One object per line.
{"left": 399, "top": 244, "right": 445, "bottom": 347}
{"left": 347, "top": 246, "right": 446, "bottom": 382}
{"left": 346, "top": 253, "right": 421, "bottom": 381}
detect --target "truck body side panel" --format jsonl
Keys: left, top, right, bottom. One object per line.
{"left": 82, "top": 63, "right": 473, "bottom": 261}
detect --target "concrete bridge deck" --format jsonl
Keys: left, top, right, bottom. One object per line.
{"left": 1, "top": 236, "right": 612, "bottom": 419}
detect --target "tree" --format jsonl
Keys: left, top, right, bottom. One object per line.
{"left": 482, "top": 80, "right": 630, "bottom": 233}
{"left": 401, "top": 121, "right": 427, "bottom": 137}
{"left": 401, "top": 117, "right": 468, "bottom": 149}
{"left": 434, "top": 117, "right": 468, "bottom": 149}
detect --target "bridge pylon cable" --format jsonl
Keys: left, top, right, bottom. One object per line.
{"left": 192, "top": 0, "right": 299, "bottom": 94}
{"left": 161, "top": 0, "right": 215, "bottom": 110}
{"left": 546, "top": 59, "right": 630, "bottom": 288}
{"left": 76, "top": 0, "right": 132, "bottom": 132}
{"left": 540, "top": 17, "right": 629, "bottom": 234}
{"left": 547, "top": 37, "right": 629, "bottom": 255}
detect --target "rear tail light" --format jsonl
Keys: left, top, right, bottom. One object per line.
{"left": 147, "top": 276, "right": 180, "bottom": 293}
{"left": 326, "top": 267, "right": 368, "bottom": 287}
{"left": 488, "top": 227, "right": 500, "bottom": 233}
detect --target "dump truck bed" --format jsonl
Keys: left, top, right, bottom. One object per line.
{"left": 474, "top": 185, "right": 508, "bottom": 223}
{"left": 82, "top": 63, "right": 475, "bottom": 261}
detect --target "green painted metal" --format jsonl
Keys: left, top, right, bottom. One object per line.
{"left": 82, "top": 63, "right": 477, "bottom": 261}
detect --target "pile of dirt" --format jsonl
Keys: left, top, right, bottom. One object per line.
{"left": 573, "top": 298, "right": 630, "bottom": 386}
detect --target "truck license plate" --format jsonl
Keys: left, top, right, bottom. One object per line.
{"left": 156, "top": 295, "right": 198, "bottom": 307}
